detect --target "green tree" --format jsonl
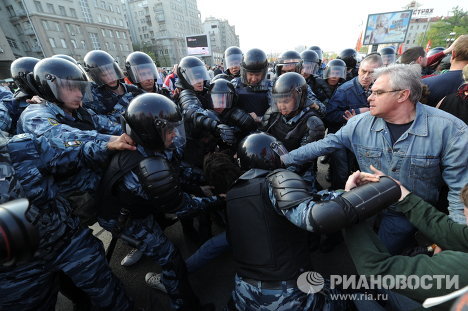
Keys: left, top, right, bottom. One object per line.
{"left": 425, "top": 6, "right": 468, "bottom": 47}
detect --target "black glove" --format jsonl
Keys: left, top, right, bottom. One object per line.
{"left": 216, "top": 124, "right": 236, "bottom": 145}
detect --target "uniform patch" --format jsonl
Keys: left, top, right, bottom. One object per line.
{"left": 48, "top": 118, "right": 59, "bottom": 126}
{"left": 64, "top": 140, "right": 82, "bottom": 147}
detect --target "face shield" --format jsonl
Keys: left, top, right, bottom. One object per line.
{"left": 211, "top": 92, "right": 233, "bottom": 109}
{"left": 86, "top": 62, "right": 124, "bottom": 86}
{"left": 278, "top": 59, "right": 301, "bottom": 74}
{"left": 272, "top": 88, "right": 301, "bottom": 116}
{"left": 270, "top": 141, "right": 289, "bottom": 159}
{"left": 382, "top": 54, "right": 396, "bottom": 66}
{"left": 226, "top": 54, "right": 242, "bottom": 69}
{"left": 154, "top": 119, "right": 186, "bottom": 150}
{"left": 130, "top": 63, "right": 160, "bottom": 83}
{"left": 323, "top": 66, "right": 347, "bottom": 80}
{"left": 47, "top": 77, "right": 93, "bottom": 104}
{"left": 180, "top": 65, "right": 210, "bottom": 87}
{"left": 301, "top": 61, "right": 319, "bottom": 75}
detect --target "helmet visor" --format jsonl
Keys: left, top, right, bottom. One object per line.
{"left": 155, "top": 119, "right": 186, "bottom": 150}
{"left": 382, "top": 54, "right": 396, "bottom": 66}
{"left": 211, "top": 93, "right": 233, "bottom": 109}
{"left": 47, "top": 77, "right": 93, "bottom": 104}
{"left": 226, "top": 54, "right": 242, "bottom": 69}
{"left": 323, "top": 66, "right": 347, "bottom": 80}
{"left": 86, "top": 63, "right": 124, "bottom": 86}
{"left": 270, "top": 141, "right": 289, "bottom": 158}
{"left": 181, "top": 65, "right": 210, "bottom": 86}
{"left": 278, "top": 60, "right": 301, "bottom": 74}
{"left": 272, "top": 91, "right": 300, "bottom": 115}
{"left": 130, "top": 63, "right": 160, "bottom": 83}
{"left": 301, "top": 61, "right": 319, "bottom": 75}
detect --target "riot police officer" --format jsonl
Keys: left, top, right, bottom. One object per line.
{"left": 274, "top": 50, "right": 302, "bottom": 77}
{"left": 262, "top": 72, "right": 325, "bottom": 190}
{"left": 338, "top": 48, "right": 359, "bottom": 81}
{"left": 227, "top": 132, "right": 400, "bottom": 311}
{"left": 299, "top": 50, "right": 331, "bottom": 104}
{"left": 125, "top": 51, "right": 162, "bottom": 93}
{"left": 308, "top": 45, "right": 325, "bottom": 76}
{"left": 379, "top": 47, "right": 397, "bottom": 67}
{"left": 99, "top": 93, "right": 221, "bottom": 310}
{"left": 320, "top": 59, "right": 347, "bottom": 107}
{"left": 0, "top": 57, "right": 40, "bottom": 135}
{"left": 0, "top": 131, "right": 133, "bottom": 310}
{"left": 82, "top": 50, "right": 143, "bottom": 123}
{"left": 231, "top": 48, "right": 271, "bottom": 122}
{"left": 215, "top": 46, "right": 243, "bottom": 81}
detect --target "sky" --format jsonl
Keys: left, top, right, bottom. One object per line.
{"left": 196, "top": 0, "right": 465, "bottom": 54}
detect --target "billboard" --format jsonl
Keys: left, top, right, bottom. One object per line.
{"left": 185, "top": 34, "right": 211, "bottom": 56}
{"left": 363, "top": 10, "right": 413, "bottom": 45}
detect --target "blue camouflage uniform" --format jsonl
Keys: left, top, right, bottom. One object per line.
{"left": 0, "top": 86, "right": 15, "bottom": 133}
{"left": 84, "top": 82, "right": 143, "bottom": 124}
{"left": 228, "top": 169, "right": 347, "bottom": 311}
{"left": 18, "top": 101, "right": 121, "bottom": 220}
{"left": 0, "top": 92, "right": 30, "bottom": 135}
{"left": 0, "top": 132, "right": 131, "bottom": 310}
{"left": 99, "top": 145, "right": 223, "bottom": 310}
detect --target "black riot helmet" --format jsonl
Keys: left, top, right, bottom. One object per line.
{"left": 10, "top": 57, "right": 40, "bottom": 96}
{"left": 323, "top": 59, "right": 347, "bottom": 80}
{"left": 125, "top": 51, "right": 160, "bottom": 85}
{"left": 123, "top": 93, "right": 186, "bottom": 151}
{"left": 33, "top": 57, "right": 92, "bottom": 104}
{"left": 275, "top": 50, "right": 302, "bottom": 77}
{"left": 338, "top": 48, "right": 358, "bottom": 70}
{"left": 427, "top": 47, "right": 445, "bottom": 57}
{"left": 0, "top": 198, "right": 39, "bottom": 268}
{"left": 52, "top": 54, "right": 78, "bottom": 64}
{"left": 237, "top": 132, "right": 287, "bottom": 171}
{"left": 379, "top": 47, "right": 396, "bottom": 66}
{"left": 272, "top": 72, "right": 308, "bottom": 117}
{"left": 83, "top": 50, "right": 124, "bottom": 86}
{"left": 300, "top": 50, "right": 320, "bottom": 76}
{"left": 209, "top": 78, "right": 236, "bottom": 110}
{"left": 308, "top": 46, "right": 323, "bottom": 64}
{"left": 177, "top": 56, "right": 210, "bottom": 90}
{"left": 224, "top": 46, "right": 243, "bottom": 72}
{"left": 240, "top": 48, "right": 268, "bottom": 86}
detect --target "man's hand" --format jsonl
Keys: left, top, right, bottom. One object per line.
{"left": 249, "top": 112, "right": 262, "bottom": 123}
{"left": 343, "top": 109, "right": 356, "bottom": 121}
{"left": 369, "top": 165, "right": 410, "bottom": 201}
{"left": 444, "top": 34, "right": 467, "bottom": 54}
{"left": 26, "top": 95, "right": 44, "bottom": 104}
{"left": 345, "top": 170, "right": 380, "bottom": 191}
{"left": 107, "top": 133, "right": 136, "bottom": 151}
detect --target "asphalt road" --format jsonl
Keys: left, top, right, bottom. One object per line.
{"left": 56, "top": 160, "right": 357, "bottom": 311}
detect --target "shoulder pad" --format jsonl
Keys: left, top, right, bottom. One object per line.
{"left": 266, "top": 168, "right": 310, "bottom": 210}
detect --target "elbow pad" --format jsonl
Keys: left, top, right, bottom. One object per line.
{"left": 229, "top": 108, "right": 257, "bottom": 132}
{"left": 310, "top": 176, "right": 401, "bottom": 233}
{"left": 267, "top": 169, "right": 311, "bottom": 211}
{"left": 138, "top": 156, "right": 183, "bottom": 213}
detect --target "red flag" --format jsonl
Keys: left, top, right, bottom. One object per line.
{"left": 425, "top": 40, "right": 432, "bottom": 52}
{"left": 355, "top": 31, "right": 363, "bottom": 51}
{"left": 397, "top": 43, "right": 404, "bottom": 55}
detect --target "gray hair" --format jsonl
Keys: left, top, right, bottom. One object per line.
{"left": 361, "top": 54, "right": 383, "bottom": 67}
{"left": 373, "top": 64, "right": 422, "bottom": 104}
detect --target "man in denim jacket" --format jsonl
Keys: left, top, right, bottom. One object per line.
{"left": 282, "top": 64, "right": 468, "bottom": 254}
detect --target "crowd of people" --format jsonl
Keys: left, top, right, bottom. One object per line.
{"left": 0, "top": 33, "right": 467, "bottom": 311}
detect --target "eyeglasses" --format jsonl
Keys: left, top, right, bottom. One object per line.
{"left": 370, "top": 89, "right": 404, "bottom": 96}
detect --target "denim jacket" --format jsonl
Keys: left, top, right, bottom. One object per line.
{"left": 286, "top": 103, "right": 468, "bottom": 223}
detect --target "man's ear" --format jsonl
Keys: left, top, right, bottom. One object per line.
{"left": 398, "top": 89, "right": 410, "bottom": 103}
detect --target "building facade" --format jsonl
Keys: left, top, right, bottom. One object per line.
{"left": 0, "top": 0, "right": 133, "bottom": 77}
{"left": 202, "top": 16, "right": 239, "bottom": 66}
{"left": 124, "top": 0, "right": 203, "bottom": 67}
